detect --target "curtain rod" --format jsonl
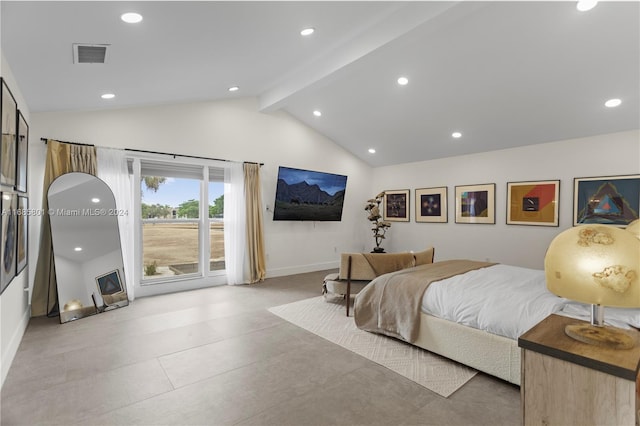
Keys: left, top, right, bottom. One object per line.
{"left": 41, "top": 138, "right": 263, "bottom": 166}
{"left": 125, "top": 147, "right": 230, "bottom": 163}
{"left": 40, "top": 137, "right": 93, "bottom": 147}
{"left": 126, "top": 148, "right": 263, "bottom": 166}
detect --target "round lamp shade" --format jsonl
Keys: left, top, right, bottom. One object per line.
{"left": 545, "top": 225, "right": 640, "bottom": 308}
{"left": 626, "top": 219, "right": 640, "bottom": 240}
{"left": 63, "top": 299, "right": 84, "bottom": 312}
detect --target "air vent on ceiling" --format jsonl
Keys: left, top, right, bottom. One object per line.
{"left": 73, "top": 44, "right": 110, "bottom": 64}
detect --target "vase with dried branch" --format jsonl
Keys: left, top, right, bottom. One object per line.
{"left": 365, "top": 192, "right": 391, "bottom": 253}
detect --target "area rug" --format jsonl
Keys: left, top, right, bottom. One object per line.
{"left": 268, "top": 296, "right": 477, "bottom": 397}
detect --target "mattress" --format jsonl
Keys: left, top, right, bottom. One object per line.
{"left": 421, "top": 264, "right": 566, "bottom": 340}
{"left": 421, "top": 264, "right": 640, "bottom": 340}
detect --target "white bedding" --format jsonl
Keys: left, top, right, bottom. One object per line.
{"left": 421, "top": 264, "right": 566, "bottom": 340}
{"left": 421, "top": 264, "right": 640, "bottom": 340}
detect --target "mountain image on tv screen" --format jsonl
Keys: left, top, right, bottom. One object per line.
{"left": 273, "top": 166, "right": 347, "bottom": 221}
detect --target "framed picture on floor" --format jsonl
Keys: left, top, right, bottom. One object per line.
{"left": 0, "top": 192, "right": 17, "bottom": 294}
{"left": 455, "top": 183, "right": 495, "bottom": 224}
{"left": 16, "top": 196, "right": 27, "bottom": 274}
{"left": 573, "top": 174, "right": 640, "bottom": 226}
{"left": 507, "top": 180, "right": 560, "bottom": 226}
{"left": 415, "top": 186, "right": 447, "bottom": 223}
{"left": 96, "top": 269, "right": 124, "bottom": 296}
{"left": 16, "top": 111, "right": 28, "bottom": 193}
{"left": 384, "top": 189, "right": 410, "bottom": 222}
{"left": 1, "top": 78, "right": 17, "bottom": 188}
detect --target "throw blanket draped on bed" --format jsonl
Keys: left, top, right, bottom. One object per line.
{"left": 362, "top": 252, "right": 415, "bottom": 276}
{"left": 354, "top": 259, "right": 495, "bottom": 342}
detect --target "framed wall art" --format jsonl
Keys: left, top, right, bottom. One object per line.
{"left": 415, "top": 186, "right": 447, "bottom": 223}
{"left": 16, "top": 196, "right": 28, "bottom": 274}
{"left": 0, "top": 192, "right": 17, "bottom": 294}
{"left": 96, "top": 269, "right": 124, "bottom": 296}
{"left": 16, "top": 110, "right": 28, "bottom": 193}
{"left": 1, "top": 77, "right": 17, "bottom": 188}
{"left": 455, "top": 183, "right": 495, "bottom": 224}
{"left": 384, "top": 189, "right": 410, "bottom": 222}
{"left": 573, "top": 174, "right": 640, "bottom": 226}
{"left": 507, "top": 180, "right": 560, "bottom": 226}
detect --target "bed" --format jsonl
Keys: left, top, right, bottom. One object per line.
{"left": 354, "top": 260, "right": 640, "bottom": 386}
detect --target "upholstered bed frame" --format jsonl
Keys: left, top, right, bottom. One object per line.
{"left": 415, "top": 312, "right": 521, "bottom": 385}
{"left": 324, "top": 248, "right": 521, "bottom": 385}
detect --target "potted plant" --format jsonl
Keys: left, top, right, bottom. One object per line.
{"left": 365, "top": 192, "right": 391, "bottom": 253}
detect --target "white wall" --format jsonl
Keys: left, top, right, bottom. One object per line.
{"left": 30, "top": 102, "right": 640, "bottom": 280}
{"left": 0, "top": 53, "right": 31, "bottom": 386}
{"left": 372, "top": 130, "right": 640, "bottom": 269}
{"left": 30, "top": 98, "right": 374, "bottom": 282}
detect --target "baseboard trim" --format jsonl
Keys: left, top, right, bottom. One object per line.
{"left": 1, "top": 304, "right": 30, "bottom": 387}
{"left": 267, "top": 261, "right": 338, "bottom": 278}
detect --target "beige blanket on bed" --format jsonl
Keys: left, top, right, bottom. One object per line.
{"left": 362, "top": 252, "right": 415, "bottom": 276}
{"left": 354, "top": 259, "right": 495, "bottom": 343}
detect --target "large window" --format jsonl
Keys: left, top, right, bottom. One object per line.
{"left": 135, "top": 159, "right": 226, "bottom": 286}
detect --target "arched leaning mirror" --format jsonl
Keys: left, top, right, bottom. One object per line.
{"left": 48, "top": 172, "right": 128, "bottom": 323}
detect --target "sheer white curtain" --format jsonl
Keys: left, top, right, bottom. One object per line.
{"left": 224, "top": 161, "right": 247, "bottom": 285}
{"left": 97, "top": 147, "right": 135, "bottom": 300}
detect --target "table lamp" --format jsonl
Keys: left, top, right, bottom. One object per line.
{"left": 626, "top": 218, "right": 640, "bottom": 240}
{"left": 544, "top": 224, "right": 640, "bottom": 349}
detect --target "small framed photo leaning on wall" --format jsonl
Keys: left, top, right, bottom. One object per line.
{"left": 415, "top": 186, "right": 447, "bottom": 223}
{"left": 573, "top": 174, "right": 640, "bottom": 226}
{"left": 507, "top": 180, "right": 560, "bottom": 226}
{"left": 96, "top": 270, "right": 124, "bottom": 296}
{"left": 455, "top": 183, "right": 495, "bottom": 224}
{"left": 384, "top": 189, "right": 410, "bottom": 222}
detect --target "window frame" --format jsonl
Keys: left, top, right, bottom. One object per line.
{"left": 129, "top": 153, "right": 228, "bottom": 298}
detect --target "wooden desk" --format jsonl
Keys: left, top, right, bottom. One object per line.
{"left": 518, "top": 314, "right": 640, "bottom": 426}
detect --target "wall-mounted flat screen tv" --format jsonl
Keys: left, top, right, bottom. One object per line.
{"left": 273, "top": 166, "right": 347, "bottom": 221}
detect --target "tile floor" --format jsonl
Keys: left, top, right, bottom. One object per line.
{"left": 1, "top": 270, "right": 521, "bottom": 426}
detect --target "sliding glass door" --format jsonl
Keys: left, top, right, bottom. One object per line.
{"left": 131, "top": 157, "right": 227, "bottom": 292}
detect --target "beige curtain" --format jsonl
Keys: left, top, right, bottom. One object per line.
{"left": 31, "top": 140, "right": 97, "bottom": 317}
{"left": 244, "top": 163, "right": 266, "bottom": 283}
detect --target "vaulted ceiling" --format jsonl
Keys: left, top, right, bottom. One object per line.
{"left": 2, "top": 1, "right": 638, "bottom": 167}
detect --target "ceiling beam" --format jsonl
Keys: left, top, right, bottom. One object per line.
{"left": 258, "top": 2, "right": 476, "bottom": 113}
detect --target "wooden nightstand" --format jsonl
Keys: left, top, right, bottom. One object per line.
{"left": 518, "top": 314, "right": 640, "bottom": 426}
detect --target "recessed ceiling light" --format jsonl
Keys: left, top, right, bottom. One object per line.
{"left": 121, "top": 12, "right": 143, "bottom": 23}
{"left": 397, "top": 77, "right": 409, "bottom": 86}
{"left": 313, "top": 110, "right": 322, "bottom": 117}
{"left": 74, "top": 247, "right": 83, "bottom": 252}
{"left": 368, "top": 148, "right": 376, "bottom": 154}
{"left": 576, "top": 0, "right": 598, "bottom": 12}
{"left": 452, "top": 132, "right": 462, "bottom": 138}
{"left": 228, "top": 86, "right": 239, "bottom": 92}
{"left": 91, "top": 198, "right": 100, "bottom": 203}
{"left": 605, "top": 98, "right": 622, "bottom": 108}
{"left": 101, "top": 93, "right": 115, "bottom": 99}
{"left": 300, "top": 28, "right": 315, "bottom": 36}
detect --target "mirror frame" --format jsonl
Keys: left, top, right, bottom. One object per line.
{"left": 48, "top": 172, "right": 128, "bottom": 323}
